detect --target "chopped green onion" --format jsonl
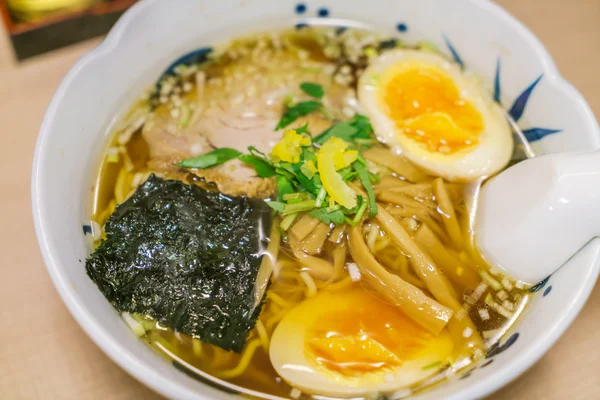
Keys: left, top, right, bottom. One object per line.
{"left": 280, "top": 212, "right": 300, "bottom": 231}
{"left": 315, "top": 187, "right": 327, "bottom": 208}
{"left": 283, "top": 192, "right": 309, "bottom": 202}
{"left": 326, "top": 204, "right": 340, "bottom": 213}
{"left": 266, "top": 201, "right": 286, "bottom": 212}
{"left": 106, "top": 147, "right": 120, "bottom": 163}
{"left": 122, "top": 312, "right": 146, "bottom": 337}
{"left": 364, "top": 47, "right": 377, "bottom": 58}
{"left": 422, "top": 361, "right": 442, "bottom": 371}
{"left": 480, "top": 270, "right": 503, "bottom": 291}
{"left": 178, "top": 104, "right": 191, "bottom": 129}
{"left": 284, "top": 93, "right": 294, "bottom": 107}
{"left": 283, "top": 199, "right": 316, "bottom": 215}
{"left": 300, "top": 160, "right": 317, "bottom": 179}
{"left": 352, "top": 200, "right": 368, "bottom": 223}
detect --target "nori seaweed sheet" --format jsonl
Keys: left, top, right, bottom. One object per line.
{"left": 86, "top": 174, "right": 271, "bottom": 352}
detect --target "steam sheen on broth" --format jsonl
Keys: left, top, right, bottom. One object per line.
{"left": 89, "top": 26, "right": 530, "bottom": 399}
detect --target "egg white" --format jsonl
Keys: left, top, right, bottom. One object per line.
{"left": 269, "top": 289, "right": 453, "bottom": 398}
{"left": 358, "top": 49, "right": 513, "bottom": 181}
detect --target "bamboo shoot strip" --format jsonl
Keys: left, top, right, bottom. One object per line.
{"left": 432, "top": 178, "right": 464, "bottom": 249}
{"left": 348, "top": 225, "right": 452, "bottom": 335}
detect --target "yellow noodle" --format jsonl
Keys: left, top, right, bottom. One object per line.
{"left": 267, "top": 292, "right": 291, "bottom": 308}
{"left": 217, "top": 340, "right": 262, "bottom": 379}
{"left": 289, "top": 213, "right": 320, "bottom": 241}
{"left": 255, "top": 319, "right": 270, "bottom": 353}
{"left": 432, "top": 178, "right": 464, "bottom": 249}
{"left": 301, "top": 223, "right": 331, "bottom": 255}
{"left": 414, "top": 224, "right": 480, "bottom": 291}
{"left": 366, "top": 223, "right": 380, "bottom": 251}
{"left": 374, "top": 235, "right": 391, "bottom": 252}
{"left": 324, "top": 276, "right": 354, "bottom": 291}
{"left": 363, "top": 147, "right": 429, "bottom": 182}
{"left": 265, "top": 310, "right": 289, "bottom": 331}
{"left": 299, "top": 271, "right": 318, "bottom": 297}
{"left": 348, "top": 225, "right": 452, "bottom": 335}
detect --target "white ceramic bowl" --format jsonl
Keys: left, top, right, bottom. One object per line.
{"left": 32, "top": 0, "right": 600, "bottom": 399}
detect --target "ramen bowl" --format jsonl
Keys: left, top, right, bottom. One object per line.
{"left": 32, "top": 0, "right": 600, "bottom": 398}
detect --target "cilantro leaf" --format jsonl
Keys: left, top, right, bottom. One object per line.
{"left": 276, "top": 100, "right": 322, "bottom": 130}
{"left": 295, "top": 123, "right": 312, "bottom": 137}
{"left": 350, "top": 114, "right": 374, "bottom": 139}
{"left": 309, "top": 208, "right": 346, "bottom": 225}
{"left": 276, "top": 174, "right": 294, "bottom": 200}
{"left": 314, "top": 122, "right": 358, "bottom": 145}
{"left": 292, "top": 163, "right": 319, "bottom": 195}
{"left": 248, "top": 146, "right": 268, "bottom": 158}
{"left": 238, "top": 154, "right": 275, "bottom": 178}
{"left": 300, "top": 82, "right": 325, "bottom": 99}
{"left": 176, "top": 148, "right": 241, "bottom": 169}
{"left": 353, "top": 161, "right": 378, "bottom": 218}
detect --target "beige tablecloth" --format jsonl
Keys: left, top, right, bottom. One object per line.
{"left": 1, "top": 0, "right": 599, "bottom": 398}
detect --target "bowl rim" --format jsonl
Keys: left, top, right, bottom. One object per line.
{"left": 31, "top": 0, "right": 600, "bottom": 399}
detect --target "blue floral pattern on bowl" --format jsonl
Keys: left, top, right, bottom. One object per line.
{"left": 443, "top": 36, "right": 561, "bottom": 143}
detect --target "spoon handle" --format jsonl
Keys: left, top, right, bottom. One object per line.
{"left": 476, "top": 150, "right": 600, "bottom": 284}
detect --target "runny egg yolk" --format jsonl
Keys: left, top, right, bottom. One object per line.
{"left": 381, "top": 62, "right": 484, "bottom": 154}
{"left": 305, "top": 289, "right": 431, "bottom": 377}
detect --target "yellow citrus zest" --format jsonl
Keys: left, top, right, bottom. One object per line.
{"left": 317, "top": 138, "right": 357, "bottom": 209}
{"left": 271, "top": 129, "right": 311, "bottom": 163}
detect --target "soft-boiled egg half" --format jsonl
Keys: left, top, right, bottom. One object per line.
{"left": 358, "top": 49, "right": 513, "bottom": 181}
{"left": 269, "top": 288, "right": 453, "bottom": 398}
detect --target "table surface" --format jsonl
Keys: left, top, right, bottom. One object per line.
{"left": 2, "top": 1, "right": 599, "bottom": 399}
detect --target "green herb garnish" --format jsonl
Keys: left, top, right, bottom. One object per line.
{"left": 422, "top": 361, "right": 443, "bottom": 371}
{"left": 353, "top": 161, "right": 378, "bottom": 218}
{"left": 314, "top": 122, "right": 358, "bottom": 145}
{"left": 239, "top": 154, "right": 276, "bottom": 178}
{"left": 275, "top": 174, "right": 295, "bottom": 200}
{"left": 300, "top": 82, "right": 325, "bottom": 99}
{"left": 176, "top": 148, "right": 241, "bottom": 169}
{"left": 313, "top": 114, "right": 375, "bottom": 146}
{"left": 276, "top": 100, "right": 323, "bottom": 130}
{"left": 309, "top": 207, "right": 347, "bottom": 225}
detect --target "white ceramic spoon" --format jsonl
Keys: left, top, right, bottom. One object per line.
{"left": 475, "top": 145, "right": 600, "bottom": 284}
